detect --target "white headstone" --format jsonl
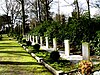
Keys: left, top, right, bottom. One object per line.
{"left": 32, "top": 36, "right": 35, "bottom": 45}
{"left": 53, "top": 38, "right": 57, "bottom": 50}
{"left": 28, "top": 35, "right": 30, "bottom": 41}
{"left": 23, "top": 35, "right": 26, "bottom": 38}
{"left": 26, "top": 35, "right": 28, "bottom": 41}
{"left": 45, "top": 37, "right": 49, "bottom": 49}
{"left": 64, "top": 40, "right": 70, "bottom": 56}
{"left": 40, "top": 37, "right": 43, "bottom": 46}
{"left": 36, "top": 36, "right": 38, "bottom": 44}
{"left": 30, "top": 35, "right": 32, "bottom": 42}
{"left": 82, "top": 42, "right": 90, "bottom": 60}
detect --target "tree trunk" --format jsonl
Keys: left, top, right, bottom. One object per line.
{"left": 38, "top": 0, "right": 41, "bottom": 22}
{"left": 21, "top": 0, "right": 25, "bottom": 35}
{"left": 45, "top": 0, "right": 49, "bottom": 21}
{"left": 86, "top": 0, "right": 91, "bottom": 19}
{"left": 76, "top": 0, "right": 80, "bottom": 19}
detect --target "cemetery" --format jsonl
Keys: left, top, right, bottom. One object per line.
{"left": 17, "top": 34, "right": 100, "bottom": 75}
{"left": 0, "top": 0, "right": 100, "bottom": 75}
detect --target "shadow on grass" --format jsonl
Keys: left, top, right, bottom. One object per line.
{"left": 0, "top": 51, "right": 27, "bottom": 53}
{"left": 0, "top": 47, "right": 5, "bottom": 49}
{"left": 0, "top": 61, "right": 40, "bottom": 65}
{"left": 0, "top": 46, "right": 21, "bottom": 47}
{"left": 0, "top": 51, "right": 30, "bottom": 57}
{"left": 0, "top": 42, "right": 11, "bottom": 44}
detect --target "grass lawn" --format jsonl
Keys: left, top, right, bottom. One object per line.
{"left": 0, "top": 34, "right": 53, "bottom": 75}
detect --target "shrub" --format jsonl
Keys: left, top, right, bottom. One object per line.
{"left": 19, "top": 35, "right": 23, "bottom": 41}
{"left": 26, "top": 41, "right": 32, "bottom": 46}
{"left": 50, "top": 51, "right": 60, "bottom": 61}
{"left": 33, "top": 44, "right": 40, "bottom": 51}
{"left": 22, "top": 38, "right": 26, "bottom": 43}
{"left": 16, "top": 36, "right": 19, "bottom": 40}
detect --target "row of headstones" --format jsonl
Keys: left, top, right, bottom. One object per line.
{"left": 24, "top": 35, "right": 90, "bottom": 60}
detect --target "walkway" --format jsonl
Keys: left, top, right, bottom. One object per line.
{"left": 0, "top": 34, "right": 52, "bottom": 75}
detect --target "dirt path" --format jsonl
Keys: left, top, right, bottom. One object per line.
{"left": 0, "top": 34, "right": 53, "bottom": 75}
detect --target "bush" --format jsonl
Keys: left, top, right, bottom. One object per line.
{"left": 22, "top": 38, "right": 26, "bottom": 43}
{"left": 19, "top": 35, "right": 23, "bottom": 41}
{"left": 33, "top": 44, "right": 40, "bottom": 51}
{"left": 50, "top": 51, "right": 60, "bottom": 61}
{"left": 16, "top": 36, "right": 19, "bottom": 40}
{"left": 26, "top": 41, "right": 32, "bottom": 46}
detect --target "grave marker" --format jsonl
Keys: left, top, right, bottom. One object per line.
{"left": 82, "top": 42, "right": 90, "bottom": 60}
{"left": 53, "top": 38, "right": 57, "bottom": 50}
{"left": 45, "top": 37, "right": 49, "bottom": 49}
{"left": 30, "top": 35, "right": 32, "bottom": 42}
{"left": 36, "top": 36, "right": 38, "bottom": 44}
{"left": 40, "top": 37, "right": 43, "bottom": 46}
{"left": 32, "top": 36, "right": 35, "bottom": 45}
{"left": 64, "top": 40, "right": 70, "bottom": 56}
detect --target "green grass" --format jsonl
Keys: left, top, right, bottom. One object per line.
{"left": 0, "top": 34, "right": 53, "bottom": 75}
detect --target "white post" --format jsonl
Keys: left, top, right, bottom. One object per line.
{"left": 36, "top": 36, "right": 38, "bottom": 44}
{"left": 28, "top": 35, "right": 30, "bottom": 41}
{"left": 40, "top": 37, "right": 43, "bottom": 46}
{"left": 23, "top": 35, "right": 25, "bottom": 38}
{"left": 82, "top": 42, "right": 90, "bottom": 60}
{"left": 25, "top": 35, "right": 27, "bottom": 39}
{"left": 64, "top": 40, "right": 70, "bottom": 56}
{"left": 53, "top": 38, "right": 57, "bottom": 50}
{"left": 45, "top": 37, "right": 49, "bottom": 49}
{"left": 26, "top": 35, "right": 28, "bottom": 41}
{"left": 32, "top": 36, "right": 35, "bottom": 45}
{"left": 30, "top": 35, "right": 32, "bottom": 42}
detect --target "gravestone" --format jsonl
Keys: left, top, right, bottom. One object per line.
{"left": 30, "top": 35, "right": 32, "bottom": 42}
{"left": 32, "top": 36, "right": 35, "bottom": 45}
{"left": 63, "top": 40, "right": 83, "bottom": 61}
{"left": 36, "top": 36, "right": 38, "bottom": 44}
{"left": 45, "top": 37, "right": 49, "bottom": 49}
{"left": 82, "top": 42, "right": 90, "bottom": 60}
{"left": 28, "top": 35, "right": 30, "bottom": 41}
{"left": 64, "top": 40, "right": 70, "bottom": 56}
{"left": 53, "top": 38, "right": 57, "bottom": 50}
{"left": 40, "top": 37, "right": 43, "bottom": 46}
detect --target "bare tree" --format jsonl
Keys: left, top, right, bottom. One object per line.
{"left": 1, "top": 0, "right": 11, "bottom": 32}
{"left": 86, "top": 0, "right": 90, "bottom": 19}
{"left": 73, "top": 0, "right": 80, "bottom": 19}
{"left": 15, "top": 0, "right": 25, "bottom": 35}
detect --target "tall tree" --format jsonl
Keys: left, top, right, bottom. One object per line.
{"left": 16, "top": 0, "right": 25, "bottom": 35}
{"left": 21, "top": 0, "right": 25, "bottom": 35}
{"left": 86, "top": 0, "right": 90, "bottom": 19}
{"left": 73, "top": 0, "right": 80, "bottom": 19}
{"left": 41, "top": 0, "right": 53, "bottom": 21}
{"left": 29, "top": 0, "right": 53, "bottom": 22}
{"left": 1, "top": 0, "right": 11, "bottom": 33}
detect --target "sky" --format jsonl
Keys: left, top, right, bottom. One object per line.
{"left": 50, "top": 0, "right": 98, "bottom": 17}
{"left": 0, "top": 0, "right": 98, "bottom": 17}
{"left": 0, "top": 0, "right": 5, "bottom": 15}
